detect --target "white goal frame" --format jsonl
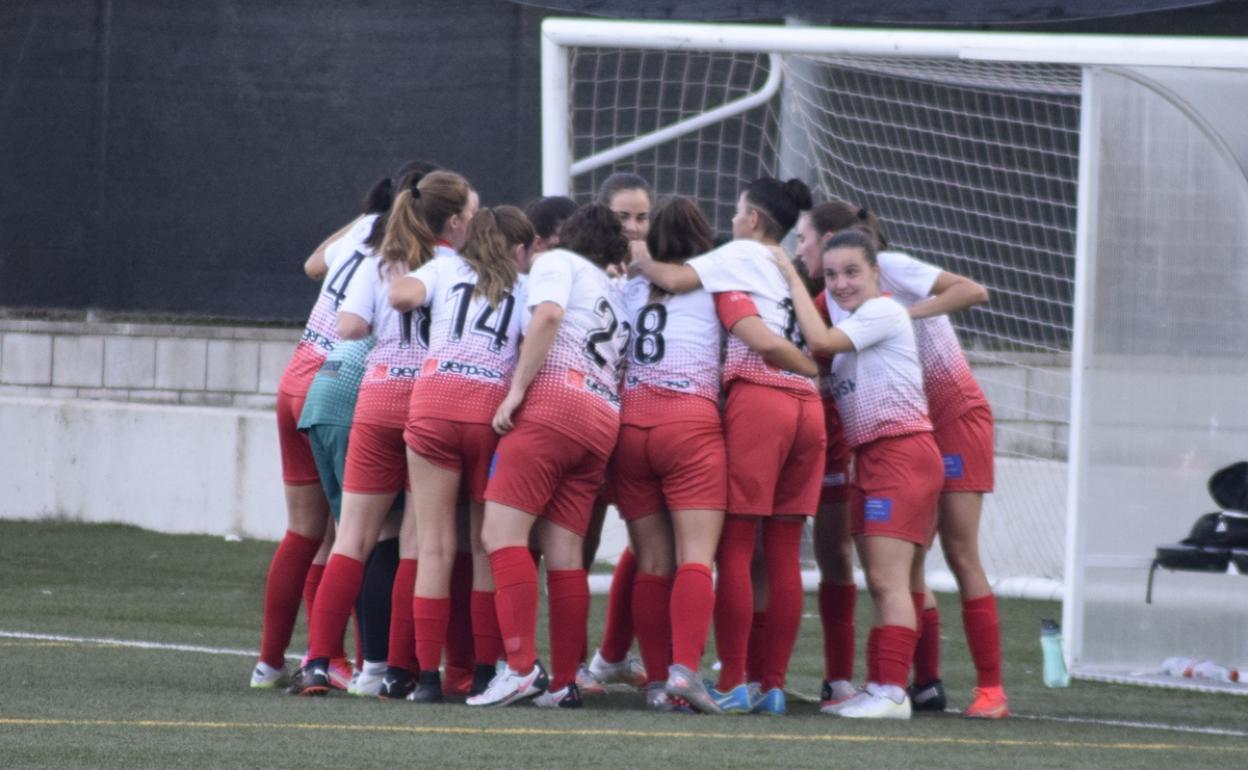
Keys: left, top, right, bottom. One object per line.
{"left": 540, "top": 18, "right": 1248, "bottom": 686}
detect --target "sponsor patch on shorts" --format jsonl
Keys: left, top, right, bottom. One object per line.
{"left": 943, "top": 454, "right": 965, "bottom": 480}
{"left": 823, "top": 472, "right": 847, "bottom": 487}
{"left": 864, "top": 497, "right": 893, "bottom": 522}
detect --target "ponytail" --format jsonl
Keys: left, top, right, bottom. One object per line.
{"left": 379, "top": 170, "right": 471, "bottom": 277}
{"left": 807, "top": 200, "right": 890, "bottom": 250}
{"left": 460, "top": 207, "right": 523, "bottom": 309}
{"left": 742, "top": 176, "right": 813, "bottom": 241}
{"left": 365, "top": 159, "right": 441, "bottom": 252}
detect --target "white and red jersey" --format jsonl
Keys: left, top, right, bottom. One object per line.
{"left": 340, "top": 245, "right": 454, "bottom": 427}
{"left": 619, "top": 276, "right": 722, "bottom": 427}
{"left": 278, "top": 215, "right": 377, "bottom": 396}
{"left": 518, "top": 248, "right": 628, "bottom": 458}
{"left": 828, "top": 296, "right": 932, "bottom": 448}
{"left": 407, "top": 254, "right": 525, "bottom": 425}
{"left": 825, "top": 249, "right": 989, "bottom": 428}
{"left": 687, "top": 240, "right": 817, "bottom": 397}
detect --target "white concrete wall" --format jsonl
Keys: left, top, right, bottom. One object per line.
{"left": 1, "top": 396, "right": 288, "bottom": 540}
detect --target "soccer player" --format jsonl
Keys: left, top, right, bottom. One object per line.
{"left": 289, "top": 171, "right": 477, "bottom": 696}
{"left": 585, "top": 172, "right": 654, "bottom": 691}
{"left": 525, "top": 195, "right": 578, "bottom": 261}
{"left": 292, "top": 162, "right": 442, "bottom": 696}
{"left": 251, "top": 173, "right": 398, "bottom": 690}
{"left": 776, "top": 228, "right": 944, "bottom": 720}
{"left": 390, "top": 206, "right": 532, "bottom": 703}
{"left": 635, "top": 177, "right": 823, "bottom": 715}
{"left": 798, "top": 202, "right": 1006, "bottom": 719}
{"left": 467, "top": 204, "right": 630, "bottom": 709}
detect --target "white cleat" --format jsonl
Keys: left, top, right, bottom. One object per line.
{"left": 575, "top": 663, "right": 607, "bottom": 695}
{"left": 835, "top": 682, "right": 912, "bottom": 719}
{"left": 249, "top": 661, "right": 289, "bottom": 689}
{"left": 349, "top": 661, "right": 388, "bottom": 697}
{"left": 588, "top": 649, "right": 646, "bottom": 687}
{"left": 466, "top": 661, "right": 549, "bottom": 707}
{"left": 819, "top": 679, "right": 863, "bottom": 714}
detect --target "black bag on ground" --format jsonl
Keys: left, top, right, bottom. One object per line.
{"left": 1147, "top": 461, "right": 1248, "bottom": 602}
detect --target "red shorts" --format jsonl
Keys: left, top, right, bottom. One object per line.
{"left": 343, "top": 422, "right": 408, "bottom": 495}
{"left": 723, "top": 382, "right": 826, "bottom": 517}
{"left": 933, "top": 405, "right": 995, "bottom": 493}
{"left": 404, "top": 417, "right": 500, "bottom": 503}
{"left": 850, "top": 432, "right": 944, "bottom": 546}
{"left": 276, "top": 390, "right": 319, "bottom": 485}
{"left": 484, "top": 420, "right": 609, "bottom": 537}
{"left": 820, "top": 397, "right": 852, "bottom": 506}
{"left": 611, "top": 421, "right": 727, "bottom": 520}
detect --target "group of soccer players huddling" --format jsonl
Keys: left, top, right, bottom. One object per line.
{"left": 249, "top": 159, "right": 1010, "bottom": 720}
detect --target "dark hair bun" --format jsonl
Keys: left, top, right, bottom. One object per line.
{"left": 782, "top": 178, "right": 813, "bottom": 211}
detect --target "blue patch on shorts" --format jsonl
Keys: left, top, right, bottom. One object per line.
{"left": 943, "top": 454, "right": 965, "bottom": 480}
{"left": 864, "top": 497, "right": 893, "bottom": 523}
{"left": 488, "top": 452, "right": 500, "bottom": 479}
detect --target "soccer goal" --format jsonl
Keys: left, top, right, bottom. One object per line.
{"left": 540, "top": 18, "right": 1248, "bottom": 691}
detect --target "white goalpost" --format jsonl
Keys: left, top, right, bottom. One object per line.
{"left": 540, "top": 18, "right": 1248, "bottom": 692}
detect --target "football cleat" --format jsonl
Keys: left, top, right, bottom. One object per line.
{"left": 286, "top": 660, "right": 331, "bottom": 697}
{"left": 349, "top": 661, "right": 387, "bottom": 697}
{"left": 469, "top": 662, "right": 501, "bottom": 698}
{"left": 665, "top": 664, "right": 721, "bottom": 715}
{"left": 575, "top": 662, "right": 608, "bottom": 695}
{"left": 249, "top": 661, "right": 289, "bottom": 689}
{"left": 378, "top": 667, "right": 416, "bottom": 700}
{"left": 836, "top": 682, "right": 911, "bottom": 719}
{"left": 588, "top": 649, "right": 646, "bottom": 688}
{"left": 533, "top": 682, "right": 584, "bottom": 709}
{"left": 407, "top": 670, "right": 445, "bottom": 704}
{"left": 750, "top": 687, "right": 786, "bottom": 716}
{"left": 466, "top": 660, "right": 549, "bottom": 707}
{"left": 908, "top": 679, "right": 947, "bottom": 712}
{"left": 327, "top": 657, "right": 353, "bottom": 691}
{"left": 820, "top": 679, "right": 861, "bottom": 710}
{"left": 443, "top": 665, "right": 474, "bottom": 697}
{"left": 964, "top": 685, "right": 1010, "bottom": 719}
{"left": 711, "top": 683, "right": 754, "bottom": 715}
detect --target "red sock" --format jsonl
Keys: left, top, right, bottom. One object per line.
{"left": 599, "top": 549, "right": 637, "bottom": 662}
{"left": 876, "top": 625, "right": 919, "bottom": 689}
{"left": 912, "top": 592, "right": 941, "bottom": 684}
{"left": 445, "top": 552, "right": 474, "bottom": 673}
{"left": 412, "top": 596, "right": 451, "bottom": 674}
{"left": 962, "top": 594, "right": 1003, "bottom": 688}
{"left": 470, "top": 590, "right": 503, "bottom": 666}
{"left": 713, "top": 515, "right": 758, "bottom": 690}
{"left": 259, "top": 530, "right": 321, "bottom": 668}
{"left": 760, "top": 518, "right": 804, "bottom": 691}
{"left": 307, "top": 554, "right": 365, "bottom": 661}
{"left": 490, "top": 546, "right": 538, "bottom": 674}
{"left": 819, "top": 582, "right": 856, "bottom": 682}
{"left": 631, "top": 572, "right": 673, "bottom": 685}
{"left": 386, "top": 559, "right": 417, "bottom": 672}
{"left": 546, "top": 568, "right": 589, "bottom": 690}
{"left": 670, "top": 563, "right": 714, "bottom": 671}
{"left": 746, "top": 611, "right": 767, "bottom": 683}
{"left": 866, "top": 627, "right": 880, "bottom": 684}
{"left": 302, "top": 563, "right": 325, "bottom": 621}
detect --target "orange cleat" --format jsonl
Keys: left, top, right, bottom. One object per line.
{"left": 964, "top": 685, "right": 1010, "bottom": 719}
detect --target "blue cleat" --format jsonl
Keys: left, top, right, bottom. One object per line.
{"left": 751, "top": 687, "right": 786, "bottom": 716}
{"left": 712, "top": 683, "right": 753, "bottom": 714}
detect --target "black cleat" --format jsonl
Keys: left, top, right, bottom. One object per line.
{"left": 908, "top": 679, "right": 947, "bottom": 712}
{"left": 407, "top": 670, "right": 444, "bottom": 703}
{"left": 378, "top": 666, "right": 416, "bottom": 700}
{"left": 286, "top": 659, "right": 331, "bottom": 697}
{"left": 469, "top": 663, "right": 499, "bottom": 698}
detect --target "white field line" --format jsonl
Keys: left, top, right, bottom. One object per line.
{"left": 7, "top": 629, "right": 1247, "bottom": 740}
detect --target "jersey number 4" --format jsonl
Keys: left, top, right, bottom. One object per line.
{"left": 324, "top": 251, "right": 367, "bottom": 310}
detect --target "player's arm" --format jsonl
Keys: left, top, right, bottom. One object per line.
{"left": 907, "top": 270, "right": 988, "bottom": 320}
{"left": 770, "top": 249, "right": 854, "bottom": 356}
{"left": 729, "top": 316, "right": 818, "bottom": 377}
{"left": 492, "top": 301, "right": 564, "bottom": 434}
{"left": 630, "top": 241, "right": 701, "bottom": 294}
{"left": 304, "top": 216, "right": 364, "bottom": 280}
{"left": 389, "top": 276, "right": 428, "bottom": 311}
{"left": 336, "top": 312, "right": 371, "bottom": 341}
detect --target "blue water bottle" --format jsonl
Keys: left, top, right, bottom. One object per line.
{"left": 1040, "top": 619, "right": 1070, "bottom": 688}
